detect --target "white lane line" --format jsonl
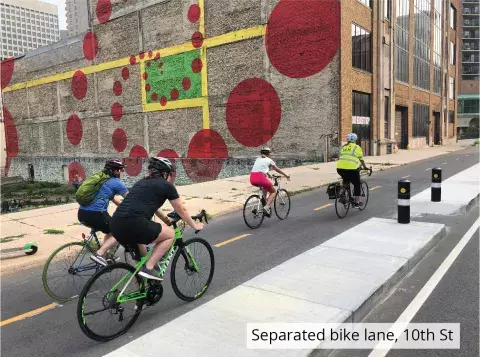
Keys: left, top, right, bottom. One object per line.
{"left": 367, "top": 216, "right": 480, "bottom": 357}
{"left": 425, "top": 168, "right": 431, "bottom": 171}
{"left": 456, "top": 158, "right": 459, "bottom": 160}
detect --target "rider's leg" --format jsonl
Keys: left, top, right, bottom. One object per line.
{"left": 352, "top": 170, "right": 362, "bottom": 203}
{"left": 145, "top": 223, "right": 174, "bottom": 271}
{"left": 97, "top": 233, "right": 117, "bottom": 255}
{"left": 266, "top": 187, "right": 276, "bottom": 207}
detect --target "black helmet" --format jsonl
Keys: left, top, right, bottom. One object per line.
{"left": 148, "top": 157, "right": 174, "bottom": 173}
{"left": 105, "top": 158, "right": 125, "bottom": 170}
{"left": 260, "top": 147, "right": 271, "bottom": 155}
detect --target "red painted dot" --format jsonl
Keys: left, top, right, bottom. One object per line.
{"left": 113, "top": 80, "right": 123, "bottom": 96}
{"left": 148, "top": 50, "right": 153, "bottom": 58}
{"left": 157, "top": 149, "right": 179, "bottom": 182}
{"left": 72, "top": 70, "right": 88, "bottom": 100}
{"left": 191, "top": 58, "right": 203, "bottom": 73}
{"left": 182, "top": 77, "right": 191, "bottom": 90}
{"left": 170, "top": 88, "right": 179, "bottom": 100}
{"left": 82, "top": 31, "right": 98, "bottom": 61}
{"left": 111, "top": 102, "right": 123, "bottom": 121}
{"left": 154, "top": 52, "right": 161, "bottom": 61}
{"left": 226, "top": 78, "right": 281, "bottom": 147}
{"left": 112, "top": 128, "right": 127, "bottom": 152}
{"left": 96, "top": 0, "right": 112, "bottom": 24}
{"left": 182, "top": 129, "right": 228, "bottom": 183}
{"left": 3, "top": 107, "right": 18, "bottom": 157}
{"left": 160, "top": 96, "right": 167, "bottom": 106}
{"left": 188, "top": 4, "right": 201, "bottom": 23}
{"left": 158, "top": 62, "right": 163, "bottom": 69}
{"left": 139, "top": 51, "right": 145, "bottom": 59}
{"left": 265, "top": 0, "right": 340, "bottom": 78}
{"left": 142, "top": 72, "right": 148, "bottom": 80}
{"left": 66, "top": 114, "right": 83, "bottom": 145}
{"left": 151, "top": 92, "right": 158, "bottom": 101}
{"left": 1, "top": 57, "right": 14, "bottom": 90}
{"left": 121, "top": 67, "right": 130, "bottom": 80}
{"left": 145, "top": 84, "right": 151, "bottom": 92}
{"left": 125, "top": 145, "right": 148, "bottom": 176}
{"left": 68, "top": 162, "right": 86, "bottom": 185}
{"left": 146, "top": 61, "right": 151, "bottom": 67}
{"left": 191, "top": 31, "right": 204, "bottom": 48}
{"left": 129, "top": 55, "right": 137, "bottom": 66}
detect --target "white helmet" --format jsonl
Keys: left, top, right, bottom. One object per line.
{"left": 346, "top": 133, "right": 358, "bottom": 143}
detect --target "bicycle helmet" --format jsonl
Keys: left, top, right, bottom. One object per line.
{"left": 148, "top": 157, "right": 174, "bottom": 173}
{"left": 260, "top": 147, "right": 271, "bottom": 155}
{"left": 346, "top": 133, "right": 358, "bottom": 143}
{"left": 105, "top": 158, "right": 125, "bottom": 170}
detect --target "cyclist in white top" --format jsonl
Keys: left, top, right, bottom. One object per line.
{"left": 250, "top": 147, "right": 290, "bottom": 216}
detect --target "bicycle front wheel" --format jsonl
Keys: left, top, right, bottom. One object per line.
{"left": 274, "top": 189, "right": 291, "bottom": 220}
{"left": 335, "top": 186, "right": 350, "bottom": 219}
{"left": 42, "top": 241, "right": 99, "bottom": 302}
{"left": 77, "top": 262, "right": 145, "bottom": 342}
{"left": 171, "top": 238, "right": 214, "bottom": 302}
{"left": 357, "top": 181, "right": 369, "bottom": 211}
{"left": 243, "top": 194, "right": 265, "bottom": 229}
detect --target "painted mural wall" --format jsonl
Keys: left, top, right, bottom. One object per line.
{"left": 1, "top": 0, "right": 341, "bottom": 186}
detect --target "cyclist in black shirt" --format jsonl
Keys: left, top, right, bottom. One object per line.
{"left": 110, "top": 157, "right": 203, "bottom": 280}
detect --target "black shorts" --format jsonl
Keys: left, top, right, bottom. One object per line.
{"left": 78, "top": 209, "right": 112, "bottom": 234}
{"left": 110, "top": 215, "right": 161, "bottom": 247}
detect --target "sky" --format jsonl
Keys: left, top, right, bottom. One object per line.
{"left": 41, "top": 0, "right": 67, "bottom": 30}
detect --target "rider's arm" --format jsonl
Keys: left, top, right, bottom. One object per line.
{"left": 359, "top": 159, "right": 368, "bottom": 170}
{"left": 169, "top": 198, "right": 203, "bottom": 231}
{"left": 272, "top": 165, "right": 290, "bottom": 179}
{"left": 154, "top": 208, "right": 172, "bottom": 226}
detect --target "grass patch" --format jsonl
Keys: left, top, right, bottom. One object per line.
{"left": 44, "top": 228, "right": 65, "bottom": 235}
{"left": 310, "top": 168, "right": 320, "bottom": 171}
{"left": 231, "top": 188, "right": 237, "bottom": 191}
{"left": 0, "top": 234, "right": 25, "bottom": 243}
{"left": 473, "top": 140, "right": 479, "bottom": 146}
{"left": 203, "top": 196, "right": 214, "bottom": 200}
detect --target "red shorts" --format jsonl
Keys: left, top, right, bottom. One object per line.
{"left": 250, "top": 172, "right": 275, "bottom": 193}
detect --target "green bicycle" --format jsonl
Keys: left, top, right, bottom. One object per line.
{"left": 76, "top": 210, "right": 214, "bottom": 342}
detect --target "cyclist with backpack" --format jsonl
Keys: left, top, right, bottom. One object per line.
{"left": 76, "top": 159, "right": 129, "bottom": 266}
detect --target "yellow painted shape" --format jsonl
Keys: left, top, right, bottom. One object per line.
{"left": 314, "top": 203, "right": 333, "bottom": 211}
{"left": 140, "top": 62, "right": 147, "bottom": 110}
{"left": 0, "top": 303, "right": 59, "bottom": 327}
{"left": 202, "top": 102, "right": 210, "bottom": 129}
{"left": 198, "top": 0, "right": 205, "bottom": 36}
{"left": 143, "top": 97, "right": 207, "bottom": 112}
{"left": 204, "top": 25, "right": 266, "bottom": 49}
{"left": 215, "top": 234, "right": 251, "bottom": 248}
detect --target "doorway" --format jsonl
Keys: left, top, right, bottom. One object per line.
{"left": 395, "top": 106, "right": 408, "bottom": 149}
{"left": 433, "top": 111, "right": 441, "bottom": 145}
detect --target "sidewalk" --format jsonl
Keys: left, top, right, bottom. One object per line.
{"left": 0, "top": 140, "right": 474, "bottom": 275}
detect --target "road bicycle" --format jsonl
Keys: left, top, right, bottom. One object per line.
{"left": 327, "top": 167, "right": 372, "bottom": 219}
{"left": 243, "top": 174, "right": 291, "bottom": 229}
{"left": 42, "top": 227, "right": 125, "bottom": 302}
{"left": 76, "top": 210, "right": 214, "bottom": 342}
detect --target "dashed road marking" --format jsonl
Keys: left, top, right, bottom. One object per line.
{"left": 401, "top": 175, "right": 410, "bottom": 179}
{"left": 314, "top": 203, "right": 333, "bottom": 211}
{"left": 425, "top": 168, "right": 431, "bottom": 171}
{"left": 215, "top": 234, "right": 251, "bottom": 247}
{"left": 370, "top": 186, "right": 382, "bottom": 191}
{"left": 0, "top": 302, "right": 60, "bottom": 327}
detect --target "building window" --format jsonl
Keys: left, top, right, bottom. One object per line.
{"left": 433, "top": 0, "right": 442, "bottom": 94}
{"left": 395, "top": 0, "right": 410, "bottom": 83}
{"left": 413, "top": 103, "right": 430, "bottom": 138}
{"left": 352, "top": 91, "right": 372, "bottom": 142}
{"left": 414, "top": 0, "right": 431, "bottom": 91}
{"left": 385, "top": 0, "right": 392, "bottom": 20}
{"left": 462, "top": 99, "right": 480, "bottom": 113}
{"left": 450, "top": 4, "right": 456, "bottom": 29}
{"left": 449, "top": 77, "right": 455, "bottom": 99}
{"left": 357, "top": 0, "right": 372, "bottom": 8}
{"left": 352, "top": 23, "right": 372, "bottom": 73}
{"left": 449, "top": 42, "right": 456, "bottom": 65}
{"left": 448, "top": 111, "right": 454, "bottom": 124}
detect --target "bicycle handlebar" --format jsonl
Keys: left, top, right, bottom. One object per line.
{"left": 167, "top": 209, "right": 209, "bottom": 234}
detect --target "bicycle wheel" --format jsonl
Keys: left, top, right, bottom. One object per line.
{"left": 171, "top": 238, "right": 215, "bottom": 302}
{"left": 274, "top": 189, "right": 291, "bottom": 220}
{"left": 357, "top": 180, "right": 369, "bottom": 211}
{"left": 42, "top": 241, "right": 99, "bottom": 302}
{"left": 243, "top": 194, "right": 265, "bottom": 229}
{"left": 335, "top": 186, "right": 350, "bottom": 219}
{"left": 77, "top": 262, "right": 145, "bottom": 342}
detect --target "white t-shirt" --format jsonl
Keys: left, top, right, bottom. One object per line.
{"left": 251, "top": 157, "right": 276, "bottom": 174}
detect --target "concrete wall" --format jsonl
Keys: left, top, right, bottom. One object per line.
{"left": 1, "top": 0, "right": 341, "bottom": 185}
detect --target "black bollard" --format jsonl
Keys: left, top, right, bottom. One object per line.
{"left": 398, "top": 179, "right": 410, "bottom": 224}
{"left": 431, "top": 168, "right": 442, "bottom": 202}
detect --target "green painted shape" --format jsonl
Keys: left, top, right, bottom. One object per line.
{"left": 145, "top": 49, "right": 202, "bottom": 103}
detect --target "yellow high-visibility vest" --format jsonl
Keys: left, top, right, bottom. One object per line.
{"left": 336, "top": 143, "right": 364, "bottom": 170}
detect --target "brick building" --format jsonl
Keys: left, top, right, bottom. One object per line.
{"left": 1, "top": 0, "right": 460, "bottom": 186}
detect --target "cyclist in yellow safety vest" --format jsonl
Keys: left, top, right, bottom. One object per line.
{"left": 336, "top": 133, "right": 369, "bottom": 207}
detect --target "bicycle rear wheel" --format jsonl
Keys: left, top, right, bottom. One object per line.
{"left": 357, "top": 181, "right": 369, "bottom": 211}
{"left": 171, "top": 238, "right": 214, "bottom": 302}
{"left": 274, "top": 189, "right": 291, "bottom": 220}
{"left": 335, "top": 186, "right": 350, "bottom": 219}
{"left": 243, "top": 194, "right": 265, "bottom": 229}
{"left": 77, "top": 262, "right": 145, "bottom": 342}
{"left": 42, "top": 241, "right": 99, "bottom": 302}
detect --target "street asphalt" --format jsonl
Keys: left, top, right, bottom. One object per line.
{"left": 1, "top": 146, "right": 478, "bottom": 357}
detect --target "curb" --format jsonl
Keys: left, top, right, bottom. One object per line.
{"left": 309, "top": 225, "right": 447, "bottom": 357}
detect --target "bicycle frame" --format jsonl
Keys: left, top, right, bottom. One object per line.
{"left": 254, "top": 175, "right": 282, "bottom": 209}
{"left": 71, "top": 231, "right": 102, "bottom": 274}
